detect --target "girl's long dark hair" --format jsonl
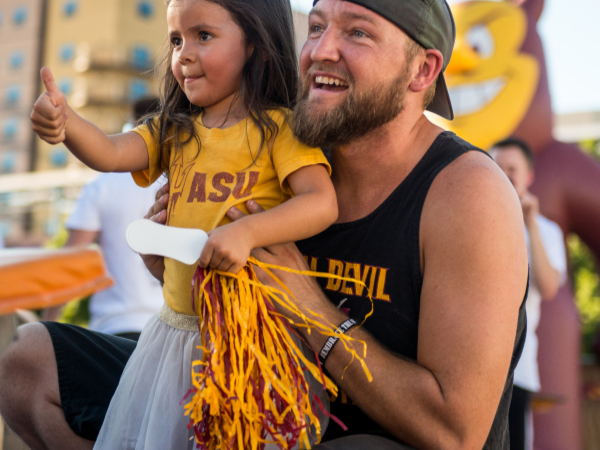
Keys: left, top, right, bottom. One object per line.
{"left": 145, "top": 0, "right": 299, "bottom": 174}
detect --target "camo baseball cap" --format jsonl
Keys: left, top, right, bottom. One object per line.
{"left": 312, "top": 0, "right": 456, "bottom": 120}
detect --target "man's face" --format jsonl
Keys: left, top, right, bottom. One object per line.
{"left": 293, "top": 0, "right": 415, "bottom": 148}
{"left": 490, "top": 146, "right": 533, "bottom": 197}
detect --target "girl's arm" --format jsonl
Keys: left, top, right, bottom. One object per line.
{"left": 199, "top": 164, "right": 337, "bottom": 273}
{"left": 31, "top": 67, "right": 149, "bottom": 172}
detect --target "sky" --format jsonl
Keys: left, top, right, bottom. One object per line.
{"left": 290, "top": 0, "right": 600, "bottom": 115}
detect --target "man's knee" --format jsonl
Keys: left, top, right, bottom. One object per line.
{"left": 0, "top": 323, "right": 58, "bottom": 418}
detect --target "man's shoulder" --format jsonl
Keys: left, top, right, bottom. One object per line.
{"left": 431, "top": 134, "right": 503, "bottom": 196}
{"left": 434, "top": 131, "right": 490, "bottom": 160}
{"left": 437, "top": 131, "right": 483, "bottom": 151}
{"left": 422, "top": 135, "right": 522, "bottom": 243}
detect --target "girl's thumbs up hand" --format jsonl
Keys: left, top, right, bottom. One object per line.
{"left": 31, "top": 67, "right": 69, "bottom": 144}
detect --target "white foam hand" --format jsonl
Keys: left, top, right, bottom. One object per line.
{"left": 126, "top": 219, "right": 209, "bottom": 266}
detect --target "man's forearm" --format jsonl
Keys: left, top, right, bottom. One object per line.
{"left": 297, "top": 293, "right": 473, "bottom": 450}
{"left": 527, "top": 221, "right": 560, "bottom": 300}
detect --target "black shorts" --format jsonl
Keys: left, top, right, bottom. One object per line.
{"left": 42, "top": 322, "right": 137, "bottom": 441}
{"left": 42, "top": 322, "right": 413, "bottom": 448}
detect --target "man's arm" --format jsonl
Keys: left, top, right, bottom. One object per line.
{"left": 245, "top": 152, "right": 528, "bottom": 450}
{"left": 41, "top": 229, "right": 99, "bottom": 321}
{"left": 521, "top": 193, "right": 561, "bottom": 300}
{"left": 139, "top": 183, "right": 170, "bottom": 284}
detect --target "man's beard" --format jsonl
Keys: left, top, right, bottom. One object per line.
{"left": 292, "top": 67, "right": 411, "bottom": 149}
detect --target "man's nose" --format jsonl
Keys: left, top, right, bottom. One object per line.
{"left": 310, "top": 27, "right": 341, "bottom": 64}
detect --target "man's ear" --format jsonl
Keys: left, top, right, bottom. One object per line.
{"left": 507, "top": 0, "right": 545, "bottom": 24}
{"left": 409, "top": 49, "right": 443, "bottom": 94}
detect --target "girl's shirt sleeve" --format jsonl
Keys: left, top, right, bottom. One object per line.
{"left": 270, "top": 113, "right": 331, "bottom": 195}
{"left": 130, "top": 120, "right": 167, "bottom": 187}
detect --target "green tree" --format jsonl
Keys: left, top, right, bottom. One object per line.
{"left": 573, "top": 139, "right": 600, "bottom": 354}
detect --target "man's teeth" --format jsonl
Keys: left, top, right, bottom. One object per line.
{"left": 315, "top": 76, "right": 347, "bottom": 86}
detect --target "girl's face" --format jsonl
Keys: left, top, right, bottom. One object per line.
{"left": 168, "top": 0, "right": 252, "bottom": 112}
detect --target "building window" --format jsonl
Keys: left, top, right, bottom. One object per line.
{"left": 63, "top": 0, "right": 78, "bottom": 17}
{"left": 12, "top": 6, "right": 27, "bottom": 25}
{"left": 1, "top": 152, "right": 16, "bottom": 173}
{"left": 50, "top": 147, "right": 68, "bottom": 167}
{"left": 9, "top": 51, "right": 24, "bottom": 70}
{"left": 58, "top": 78, "right": 73, "bottom": 96}
{"left": 129, "top": 79, "right": 149, "bottom": 101}
{"left": 6, "top": 85, "right": 22, "bottom": 106}
{"left": 131, "top": 45, "right": 152, "bottom": 70}
{"left": 59, "top": 43, "right": 76, "bottom": 63}
{"left": 2, "top": 119, "right": 19, "bottom": 141}
{"left": 137, "top": 1, "right": 154, "bottom": 18}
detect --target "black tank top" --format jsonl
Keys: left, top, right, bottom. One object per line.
{"left": 297, "top": 132, "right": 526, "bottom": 448}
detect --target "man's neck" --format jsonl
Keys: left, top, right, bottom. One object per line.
{"left": 331, "top": 111, "right": 443, "bottom": 223}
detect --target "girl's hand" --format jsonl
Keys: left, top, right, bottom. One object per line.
{"left": 31, "top": 67, "right": 69, "bottom": 144}
{"left": 226, "top": 201, "right": 326, "bottom": 324}
{"left": 199, "top": 221, "right": 254, "bottom": 274}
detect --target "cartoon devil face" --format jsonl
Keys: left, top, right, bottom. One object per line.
{"left": 432, "top": 1, "right": 540, "bottom": 150}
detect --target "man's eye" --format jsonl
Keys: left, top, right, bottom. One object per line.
{"left": 311, "top": 25, "right": 322, "bottom": 33}
{"left": 354, "top": 30, "right": 365, "bottom": 38}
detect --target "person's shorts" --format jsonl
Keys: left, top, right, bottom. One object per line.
{"left": 42, "top": 322, "right": 136, "bottom": 441}
{"left": 42, "top": 322, "right": 414, "bottom": 448}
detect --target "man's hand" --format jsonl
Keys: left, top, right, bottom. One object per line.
{"left": 31, "top": 67, "right": 69, "bottom": 145}
{"left": 140, "top": 183, "right": 170, "bottom": 284}
{"left": 520, "top": 189, "right": 561, "bottom": 300}
{"left": 226, "top": 201, "right": 331, "bottom": 324}
{"left": 520, "top": 191, "right": 539, "bottom": 226}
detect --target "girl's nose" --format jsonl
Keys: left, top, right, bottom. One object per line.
{"left": 178, "top": 42, "right": 196, "bottom": 65}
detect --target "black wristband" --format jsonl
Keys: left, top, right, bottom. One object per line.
{"left": 318, "top": 318, "right": 357, "bottom": 367}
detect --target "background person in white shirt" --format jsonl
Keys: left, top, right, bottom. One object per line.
{"left": 42, "top": 172, "right": 164, "bottom": 340}
{"left": 490, "top": 138, "right": 567, "bottom": 450}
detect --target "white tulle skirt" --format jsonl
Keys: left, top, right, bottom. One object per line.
{"left": 94, "top": 304, "right": 329, "bottom": 450}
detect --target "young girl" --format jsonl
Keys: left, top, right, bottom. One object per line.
{"left": 31, "top": 0, "right": 337, "bottom": 448}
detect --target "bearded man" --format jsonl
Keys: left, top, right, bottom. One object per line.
{"left": 0, "top": 0, "right": 527, "bottom": 449}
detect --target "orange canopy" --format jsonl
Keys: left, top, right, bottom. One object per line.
{"left": 0, "top": 247, "right": 113, "bottom": 315}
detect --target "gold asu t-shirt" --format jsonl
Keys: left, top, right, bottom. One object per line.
{"left": 131, "top": 110, "right": 331, "bottom": 316}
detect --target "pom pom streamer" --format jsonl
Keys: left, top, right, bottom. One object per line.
{"left": 183, "top": 257, "right": 373, "bottom": 450}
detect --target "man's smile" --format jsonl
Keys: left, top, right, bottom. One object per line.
{"left": 312, "top": 72, "right": 349, "bottom": 93}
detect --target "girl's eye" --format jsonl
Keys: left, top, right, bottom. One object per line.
{"left": 171, "top": 38, "right": 182, "bottom": 47}
{"left": 200, "top": 32, "right": 212, "bottom": 41}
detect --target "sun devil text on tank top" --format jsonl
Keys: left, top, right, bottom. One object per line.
{"left": 296, "top": 132, "right": 527, "bottom": 449}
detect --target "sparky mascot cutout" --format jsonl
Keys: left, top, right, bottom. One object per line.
{"left": 433, "top": 0, "right": 600, "bottom": 448}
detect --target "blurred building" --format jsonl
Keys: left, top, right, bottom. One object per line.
{"left": 293, "top": 10, "right": 308, "bottom": 55}
{"left": 554, "top": 111, "right": 600, "bottom": 144}
{"left": 36, "top": 0, "right": 167, "bottom": 171}
{"left": 0, "top": 4, "right": 307, "bottom": 245}
{"left": 0, "top": 0, "right": 45, "bottom": 176}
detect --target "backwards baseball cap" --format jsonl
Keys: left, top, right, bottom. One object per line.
{"left": 312, "top": 0, "right": 456, "bottom": 120}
